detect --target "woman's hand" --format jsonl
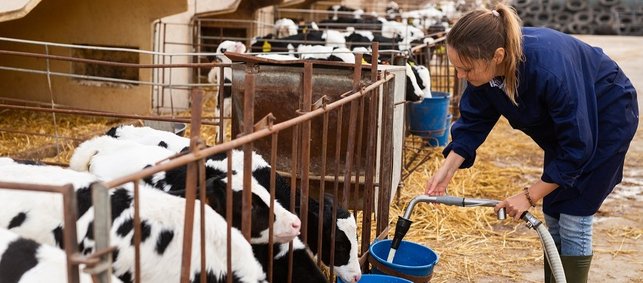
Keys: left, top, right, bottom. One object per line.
{"left": 425, "top": 151, "right": 465, "bottom": 196}
{"left": 495, "top": 191, "right": 532, "bottom": 220}
{"left": 425, "top": 165, "right": 453, "bottom": 195}
{"left": 494, "top": 181, "right": 558, "bottom": 220}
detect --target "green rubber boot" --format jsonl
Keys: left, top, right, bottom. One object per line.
{"left": 544, "top": 255, "right": 554, "bottom": 283}
{"left": 560, "top": 255, "right": 593, "bottom": 283}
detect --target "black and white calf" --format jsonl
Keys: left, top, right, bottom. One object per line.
{"left": 249, "top": 161, "right": 361, "bottom": 283}
{"left": 207, "top": 40, "right": 248, "bottom": 136}
{"left": 403, "top": 56, "right": 433, "bottom": 102}
{"left": 70, "top": 134, "right": 302, "bottom": 244}
{"left": 273, "top": 18, "right": 298, "bottom": 38}
{"left": 101, "top": 127, "right": 329, "bottom": 281}
{"left": 106, "top": 125, "right": 189, "bottom": 153}
{"left": 206, "top": 150, "right": 361, "bottom": 283}
{"left": 105, "top": 125, "right": 362, "bottom": 283}
{"left": 0, "top": 161, "right": 267, "bottom": 283}
{"left": 0, "top": 228, "right": 123, "bottom": 283}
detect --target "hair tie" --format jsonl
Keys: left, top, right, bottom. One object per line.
{"left": 491, "top": 10, "right": 500, "bottom": 17}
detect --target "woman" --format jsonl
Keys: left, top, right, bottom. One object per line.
{"left": 424, "top": 3, "right": 638, "bottom": 282}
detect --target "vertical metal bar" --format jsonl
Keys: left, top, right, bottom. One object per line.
{"left": 342, "top": 55, "right": 362, "bottom": 209}
{"left": 218, "top": 66, "right": 226, "bottom": 144}
{"left": 329, "top": 105, "right": 343, "bottom": 279}
{"left": 287, "top": 124, "right": 299, "bottom": 283}
{"left": 268, "top": 134, "right": 279, "bottom": 283}
{"left": 241, "top": 64, "right": 256, "bottom": 240}
{"left": 61, "top": 184, "right": 80, "bottom": 283}
{"left": 180, "top": 89, "right": 204, "bottom": 283}
{"left": 361, "top": 85, "right": 379, "bottom": 257}
{"left": 161, "top": 22, "right": 168, "bottom": 110}
{"left": 199, "top": 158, "right": 207, "bottom": 283}
{"left": 376, "top": 80, "right": 395, "bottom": 235}
{"left": 90, "top": 182, "right": 113, "bottom": 283}
{"left": 363, "top": 44, "right": 379, "bottom": 246}
{"left": 133, "top": 181, "right": 142, "bottom": 283}
{"left": 352, "top": 95, "right": 365, "bottom": 213}
{"left": 317, "top": 110, "right": 329, "bottom": 267}
{"left": 226, "top": 150, "right": 233, "bottom": 283}
{"left": 300, "top": 62, "right": 313, "bottom": 244}
{"left": 371, "top": 43, "right": 379, "bottom": 83}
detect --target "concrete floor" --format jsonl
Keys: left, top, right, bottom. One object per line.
{"left": 574, "top": 35, "right": 643, "bottom": 111}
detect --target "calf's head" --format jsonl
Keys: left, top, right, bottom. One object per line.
{"left": 205, "top": 175, "right": 301, "bottom": 244}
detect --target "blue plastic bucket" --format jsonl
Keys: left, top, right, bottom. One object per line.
{"left": 337, "top": 274, "right": 412, "bottom": 283}
{"left": 407, "top": 92, "right": 451, "bottom": 139}
{"left": 368, "top": 240, "right": 439, "bottom": 282}
{"left": 426, "top": 114, "right": 452, "bottom": 147}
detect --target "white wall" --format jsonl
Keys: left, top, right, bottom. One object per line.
{"left": 152, "top": 0, "right": 241, "bottom": 113}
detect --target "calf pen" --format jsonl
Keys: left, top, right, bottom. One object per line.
{"left": 1, "top": 39, "right": 405, "bottom": 283}
{"left": 89, "top": 56, "right": 401, "bottom": 282}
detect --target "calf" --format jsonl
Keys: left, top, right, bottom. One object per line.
{"left": 344, "top": 30, "right": 401, "bottom": 51}
{"left": 0, "top": 161, "right": 267, "bottom": 283}
{"left": 70, "top": 135, "right": 302, "bottom": 244}
{"left": 297, "top": 45, "right": 355, "bottom": 63}
{"left": 106, "top": 125, "right": 189, "bottom": 153}
{"left": 106, "top": 126, "right": 361, "bottom": 283}
{"left": 0, "top": 228, "right": 123, "bottom": 283}
{"left": 274, "top": 18, "right": 298, "bottom": 38}
{"left": 250, "top": 31, "right": 324, "bottom": 53}
{"left": 251, "top": 165, "right": 361, "bottom": 283}
{"left": 207, "top": 40, "right": 247, "bottom": 133}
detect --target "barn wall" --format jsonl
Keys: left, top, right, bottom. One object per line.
{"left": 0, "top": 0, "right": 186, "bottom": 114}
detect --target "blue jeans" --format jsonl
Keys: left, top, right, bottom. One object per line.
{"left": 544, "top": 213, "right": 593, "bottom": 256}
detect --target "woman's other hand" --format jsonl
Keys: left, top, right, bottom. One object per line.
{"left": 425, "top": 151, "right": 465, "bottom": 195}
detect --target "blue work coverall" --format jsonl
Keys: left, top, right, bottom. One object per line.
{"left": 444, "top": 27, "right": 639, "bottom": 217}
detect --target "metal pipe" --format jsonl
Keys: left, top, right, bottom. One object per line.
{"left": 402, "top": 195, "right": 503, "bottom": 219}
{"left": 394, "top": 195, "right": 566, "bottom": 282}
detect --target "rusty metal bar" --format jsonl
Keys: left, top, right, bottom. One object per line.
{"left": 241, "top": 63, "right": 257, "bottom": 241}
{"left": 316, "top": 109, "right": 330, "bottom": 266}
{"left": 226, "top": 150, "right": 233, "bottom": 283}
{"left": 342, "top": 55, "right": 363, "bottom": 209}
{"left": 376, "top": 80, "right": 396, "bottom": 235}
{"left": 198, "top": 158, "right": 207, "bottom": 283}
{"left": 179, "top": 89, "right": 204, "bottom": 283}
{"left": 0, "top": 103, "right": 219, "bottom": 126}
{"left": 352, "top": 94, "right": 365, "bottom": 213}
{"left": 299, "top": 62, "right": 313, "bottom": 244}
{"left": 0, "top": 181, "right": 69, "bottom": 193}
{"left": 133, "top": 181, "right": 142, "bottom": 283}
{"left": 60, "top": 183, "right": 80, "bottom": 283}
{"left": 287, "top": 123, "right": 299, "bottom": 283}
{"left": 361, "top": 87, "right": 379, "bottom": 256}
{"left": 217, "top": 66, "right": 226, "bottom": 143}
{"left": 90, "top": 182, "right": 113, "bottom": 283}
{"left": 268, "top": 134, "right": 279, "bottom": 283}
{"left": 361, "top": 42, "right": 380, "bottom": 253}
{"left": 329, "top": 104, "right": 343, "bottom": 279}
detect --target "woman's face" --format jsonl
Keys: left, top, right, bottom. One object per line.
{"left": 447, "top": 45, "right": 501, "bottom": 87}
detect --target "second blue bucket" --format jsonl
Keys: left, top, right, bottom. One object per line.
{"left": 407, "top": 92, "right": 451, "bottom": 140}
{"left": 337, "top": 274, "right": 412, "bottom": 283}
{"left": 368, "top": 239, "right": 439, "bottom": 282}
